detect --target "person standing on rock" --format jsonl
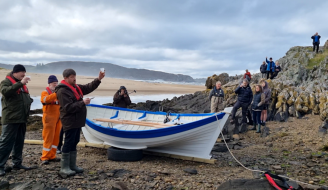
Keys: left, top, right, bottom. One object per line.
{"left": 260, "top": 61, "right": 267, "bottom": 79}
{"left": 113, "top": 86, "right": 131, "bottom": 108}
{"left": 311, "top": 32, "right": 321, "bottom": 53}
{"left": 40, "top": 75, "right": 62, "bottom": 165}
{"left": 251, "top": 85, "right": 265, "bottom": 133}
{"left": 260, "top": 79, "right": 271, "bottom": 126}
{"left": 230, "top": 79, "right": 253, "bottom": 125}
{"left": 209, "top": 81, "right": 225, "bottom": 113}
{"left": 56, "top": 69, "right": 105, "bottom": 178}
{"left": 0, "top": 64, "right": 34, "bottom": 176}
{"left": 266, "top": 57, "right": 276, "bottom": 79}
{"left": 243, "top": 69, "right": 251, "bottom": 82}
{"left": 271, "top": 62, "right": 281, "bottom": 79}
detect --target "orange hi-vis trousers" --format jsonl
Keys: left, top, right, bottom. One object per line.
{"left": 40, "top": 90, "right": 62, "bottom": 161}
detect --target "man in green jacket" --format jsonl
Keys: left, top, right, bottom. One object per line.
{"left": 0, "top": 64, "right": 34, "bottom": 176}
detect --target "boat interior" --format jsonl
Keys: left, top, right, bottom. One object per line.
{"left": 87, "top": 105, "right": 215, "bottom": 131}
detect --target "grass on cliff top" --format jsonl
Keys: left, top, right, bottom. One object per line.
{"left": 307, "top": 49, "right": 328, "bottom": 69}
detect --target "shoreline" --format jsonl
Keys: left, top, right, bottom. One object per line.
{"left": 0, "top": 69, "right": 204, "bottom": 96}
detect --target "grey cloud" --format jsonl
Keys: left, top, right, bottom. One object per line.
{"left": 0, "top": 0, "right": 328, "bottom": 78}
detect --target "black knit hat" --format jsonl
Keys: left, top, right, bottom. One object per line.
{"left": 13, "top": 64, "right": 26, "bottom": 73}
{"left": 119, "top": 86, "right": 126, "bottom": 90}
{"left": 48, "top": 75, "right": 58, "bottom": 84}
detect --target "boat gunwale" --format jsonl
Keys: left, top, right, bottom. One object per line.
{"left": 87, "top": 104, "right": 216, "bottom": 117}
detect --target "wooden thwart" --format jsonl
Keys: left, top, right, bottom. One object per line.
{"left": 94, "top": 118, "right": 173, "bottom": 128}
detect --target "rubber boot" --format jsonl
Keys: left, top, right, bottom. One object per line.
{"left": 59, "top": 153, "right": 76, "bottom": 178}
{"left": 251, "top": 123, "right": 256, "bottom": 130}
{"left": 256, "top": 124, "right": 261, "bottom": 133}
{"left": 69, "top": 151, "right": 84, "bottom": 173}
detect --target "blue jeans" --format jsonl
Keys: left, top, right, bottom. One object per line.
{"left": 252, "top": 111, "right": 261, "bottom": 125}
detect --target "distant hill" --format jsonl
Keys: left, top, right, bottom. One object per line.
{"left": 0, "top": 61, "right": 195, "bottom": 82}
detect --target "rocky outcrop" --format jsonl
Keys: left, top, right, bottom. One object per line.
{"left": 324, "top": 40, "right": 328, "bottom": 50}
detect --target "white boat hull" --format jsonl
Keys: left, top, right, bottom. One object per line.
{"left": 83, "top": 104, "right": 232, "bottom": 160}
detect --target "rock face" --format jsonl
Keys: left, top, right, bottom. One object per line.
{"left": 324, "top": 40, "right": 328, "bottom": 49}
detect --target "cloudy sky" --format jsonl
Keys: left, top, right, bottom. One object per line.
{"left": 0, "top": 0, "right": 327, "bottom": 78}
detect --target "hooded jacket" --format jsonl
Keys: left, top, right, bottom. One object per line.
{"left": 262, "top": 81, "right": 271, "bottom": 104}
{"left": 234, "top": 84, "right": 253, "bottom": 105}
{"left": 1, "top": 72, "right": 33, "bottom": 125}
{"left": 266, "top": 58, "right": 276, "bottom": 72}
{"left": 209, "top": 86, "right": 224, "bottom": 101}
{"left": 55, "top": 78, "right": 101, "bottom": 131}
{"left": 113, "top": 91, "right": 132, "bottom": 108}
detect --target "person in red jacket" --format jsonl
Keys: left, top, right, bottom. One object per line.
{"left": 243, "top": 69, "right": 251, "bottom": 82}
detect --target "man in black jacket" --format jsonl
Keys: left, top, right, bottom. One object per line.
{"left": 311, "top": 32, "right": 321, "bottom": 53}
{"left": 56, "top": 69, "right": 105, "bottom": 178}
{"left": 230, "top": 79, "right": 253, "bottom": 124}
{"left": 260, "top": 61, "right": 267, "bottom": 79}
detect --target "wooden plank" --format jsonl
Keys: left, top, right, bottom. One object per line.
{"left": 143, "top": 151, "right": 217, "bottom": 164}
{"left": 94, "top": 118, "right": 173, "bottom": 128}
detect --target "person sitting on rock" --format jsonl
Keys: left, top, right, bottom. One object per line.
{"left": 311, "top": 32, "right": 321, "bottom": 53}
{"left": 243, "top": 69, "right": 251, "bottom": 82}
{"left": 251, "top": 84, "right": 265, "bottom": 133}
{"left": 265, "top": 57, "right": 276, "bottom": 79}
{"left": 209, "top": 81, "right": 225, "bottom": 113}
{"left": 230, "top": 79, "right": 253, "bottom": 125}
{"left": 113, "top": 86, "right": 132, "bottom": 108}
{"left": 260, "top": 79, "right": 271, "bottom": 126}
{"left": 260, "top": 61, "right": 267, "bottom": 79}
{"left": 271, "top": 61, "right": 281, "bottom": 79}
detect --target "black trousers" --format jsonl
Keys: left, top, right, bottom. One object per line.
{"left": 313, "top": 42, "right": 319, "bottom": 53}
{"left": 62, "top": 128, "right": 81, "bottom": 153}
{"left": 0, "top": 123, "right": 26, "bottom": 169}
{"left": 267, "top": 71, "right": 273, "bottom": 79}
{"left": 57, "top": 128, "right": 64, "bottom": 151}
{"left": 231, "top": 101, "right": 249, "bottom": 124}
{"left": 271, "top": 71, "right": 280, "bottom": 79}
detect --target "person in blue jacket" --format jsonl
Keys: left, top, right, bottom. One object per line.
{"left": 311, "top": 32, "right": 321, "bottom": 53}
{"left": 266, "top": 57, "right": 275, "bottom": 79}
{"left": 230, "top": 79, "right": 253, "bottom": 125}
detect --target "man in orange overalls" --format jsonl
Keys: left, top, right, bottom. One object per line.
{"left": 40, "top": 75, "right": 61, "bottom": 165}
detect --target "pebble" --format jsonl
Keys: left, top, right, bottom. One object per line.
{"left": 164, "top": 178, "right": 173, "bottom": 183}
{"left": 272, "top": 165, "right": 282, "bottom": 170}
{"left": 183, "top": 168, "right": 198, "bottom": 175}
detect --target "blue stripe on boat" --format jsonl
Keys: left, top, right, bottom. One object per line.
{"left": 86, "top": 104, "right": 225, "bottom": 139}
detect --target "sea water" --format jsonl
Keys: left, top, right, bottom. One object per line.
{"left": 0, "top": 94, "right": 183, "bottom": 116}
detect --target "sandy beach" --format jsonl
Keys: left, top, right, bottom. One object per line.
{"left": 0, "top": 69, "right": 204, "bottom": 96}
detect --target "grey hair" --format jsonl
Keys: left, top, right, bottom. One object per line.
{"left": 243, "top": 79, "right": 249, "bottom": 84}
{"left": 216, "top": 81, "right": 221, "bottom": 85}
{"left": 63, "top": 69, "right": 76, "bottom": 78}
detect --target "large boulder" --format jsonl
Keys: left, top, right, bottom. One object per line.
{"left": 205, "top": 73, "right": 230, "bottom": 89}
